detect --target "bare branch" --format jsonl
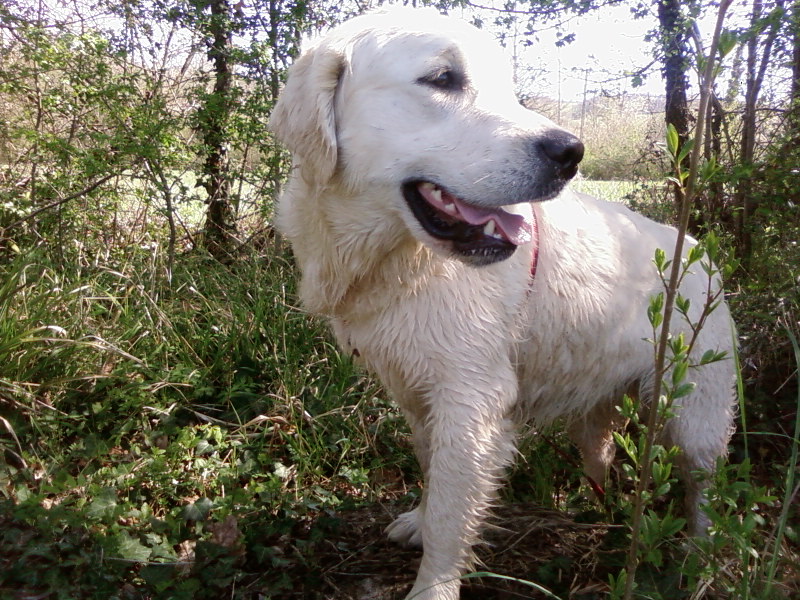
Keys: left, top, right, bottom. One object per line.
{"left": 3, "top": 172, "right": 120, "bottom": 234}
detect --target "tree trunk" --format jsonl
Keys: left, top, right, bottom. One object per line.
{"left": 734, "top": 0, "right": 784, "bottom": 267}
{"left": 657, "top": 0, "right": 699, "bottom": 231}
{"left": 704, "top": 94, "right": 727, "bottom": 225}
{"left": 790, "top": 0, "right": 800, "bottom": 132}
{"left": 267, "top": 0, "right": 282, "bottom": 104}
{"left": 201, "top": 0, "right": 236, "bottom": 261}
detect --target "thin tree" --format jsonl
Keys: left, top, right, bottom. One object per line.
{"left": 657, "top": 0, "right": 700, "bottom": 231}
{"left": 623, "top": 2, "right": 734, "bottom": 596}
{"left": 733, "top": 0, "right": 785, "bottom": 267}
{"left": 793, "top": 0, "right": 800, "bottom": 119}
{"left": 199, "top": 0, "right": 237, "bottom": 261}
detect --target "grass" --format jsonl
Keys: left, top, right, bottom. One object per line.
{"left": 572, "top": 178, "right": 642, "bottom": 203}
{"left": 572, "top": 178, "right": 676, "bottom": 223}
{"left": 0, "top": 243, "right": 416, "bottom": 598}
{"left": 1, "top": 217, "right": 799, "bottom": 599}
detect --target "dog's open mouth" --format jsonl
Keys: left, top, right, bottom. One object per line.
{"left": 402, "top": 181, "right": 532, "bottom": 263}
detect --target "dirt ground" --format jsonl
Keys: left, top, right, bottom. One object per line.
{"left": 289, "top": 501, "right": 618, "bottom": 600}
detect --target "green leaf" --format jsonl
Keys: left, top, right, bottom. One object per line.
{"left": 666, "top": 123, "right": 679, "bottom": 158}
{"left": 672, "top": 382, "right": 696, "bottom": 399}
{"left": 112, "top": 530, "right": 152, "bottom": 562}
{"left": 652, "top": 461, "right": 664, "bottom": 483}
{"left": 677, "top": 136, "right": 695, "bottom": 164}
{"left": 87, "top": 487, "right": 118, "bottom": 520}
{"left": 662, "top": 516, "right": 687, "bottom": 537}
{"left": 644, "top": 546, "right": 663, "bottom": 566}
{"left": 648, "top": 292, "right": 664, "bottom": 328}
{"left": 653, "top": 248, "right": 668, "bottom": 273}
{"left": 140, "top": 563, "right": 177, "bottom": 592}
{"left": 700, "top": 349, "right": 727, "bottom": 364}
{"left": 183, "top": 497, "right": 215, "bottom": 521}
{"left": 675, "top": 294, "right": 691, "bottom": 315}
{"left": 608, "top": 569, "right": 628, "bottom": 598}
{"left": 653, "top": 482, "right": 672, "bottom": 497}
{"left": 718, "top": 29, "right": 738, "bottom": 58}
{"left": 672, "top": 360, "right": 688, "bottom": 387}
{"left": 686, "top": 244, "right": 705, "bottom": 266}
{"left": 700, "top": 155, "right": 720, "bottom": 182}
{"left": 670, "top": 332, "right": 688, "bottom": 356}
{"left": 620, "top": 394, "right": 637, "bottom": 419}
{"left": 723, "top": 258, "right": 740, "bottom": 279}
{"left": 697, "top": 53, "right": 708, "bottom": 74}
{"left": 613, "top": 432, "right": 638, "bottom": 466}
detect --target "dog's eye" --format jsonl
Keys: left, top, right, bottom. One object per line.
{"left": 420, "top": 68, "right": 463, "bottom": 92}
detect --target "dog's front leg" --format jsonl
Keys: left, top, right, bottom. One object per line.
{"left": 406, "top": 375, "right": 518, "bottom": 600}
{"left": 387, "top": 406, "right": 430, "bottom": 548}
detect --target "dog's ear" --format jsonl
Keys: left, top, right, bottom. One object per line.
{"left": 270, "top": 42, "right": 345, "bottom": 184}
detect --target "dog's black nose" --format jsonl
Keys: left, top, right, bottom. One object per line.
{"left": 539, "top": 132, "right": 584, "bottom": 179}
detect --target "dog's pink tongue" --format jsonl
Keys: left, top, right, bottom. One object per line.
{"left": 455, "top": 199, "right": 532, "bottom": 245}
{"left": 420, "top": 184, "right": 532, "bottom": 245}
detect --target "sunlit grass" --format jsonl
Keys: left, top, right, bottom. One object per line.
{"left": 572, "top": 178, "right": 641, "bottom": 203}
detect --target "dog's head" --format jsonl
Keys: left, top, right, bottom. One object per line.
{"left": 271, "top": 7, "right": 583, "bottom": 267}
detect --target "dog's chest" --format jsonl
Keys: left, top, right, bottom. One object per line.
{"left": 330, "top": 269, "right": 528, "bottom": 387}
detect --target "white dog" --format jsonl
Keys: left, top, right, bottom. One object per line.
{"left": 270, "top": 8, "right": 736, "bottom": 600}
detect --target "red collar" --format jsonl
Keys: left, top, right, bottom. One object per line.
{"left": 530, "top": 205, "right": 540, "bottom": 280}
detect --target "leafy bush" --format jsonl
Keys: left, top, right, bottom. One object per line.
{"left": 0, "top": 244, "right": 418, "bottom": 599}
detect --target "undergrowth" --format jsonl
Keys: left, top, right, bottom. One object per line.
{"left": 1, "top": 233, "right": 798, "bottom": 598}
{"left": 0, "top": 243, "right": 416, "bottom": 599}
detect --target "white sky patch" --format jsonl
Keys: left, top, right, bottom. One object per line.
{"left": 523, "top": 4, "right": 662, "bottom": 101}
{"left": 457, "top": 1, "right": 752, "bottom": 103}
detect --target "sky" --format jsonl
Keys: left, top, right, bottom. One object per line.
{"left": 520, "top": 3, "right": 664, "bottom": 100}
{"left": 485, "top": 1, "right": 754, "bottom": 102}
{"left": 455, "top": 1, "right": 744, "bottom": 103}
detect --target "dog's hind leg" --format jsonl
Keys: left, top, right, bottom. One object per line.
{"left": 567, "top": 397, "right": 629, "bottom": 491}
{"left": 662, "top": 361, "right": 736, "bottom": 535}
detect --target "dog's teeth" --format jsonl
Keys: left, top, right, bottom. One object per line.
{"left": 443, "top": 201, "right": 457, "bottom": 215}
{"left": 420, "top": 182, "right": 436, "bottom": 191}
{"left": 482, "top": 220, "right": 504, "bottom": 239}
{"left": 430, "top": 188, "right": 443, "bottom": 204}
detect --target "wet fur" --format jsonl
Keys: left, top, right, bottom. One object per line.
{"left": 270, "top": 8, "right": 736, "bottom": 600}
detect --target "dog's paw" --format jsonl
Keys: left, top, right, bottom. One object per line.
{"left": 406, "top": 577, "right": 460, "bottom": 600}
{"left": 386, "top": 507, "right": 423, "bottom": 548}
